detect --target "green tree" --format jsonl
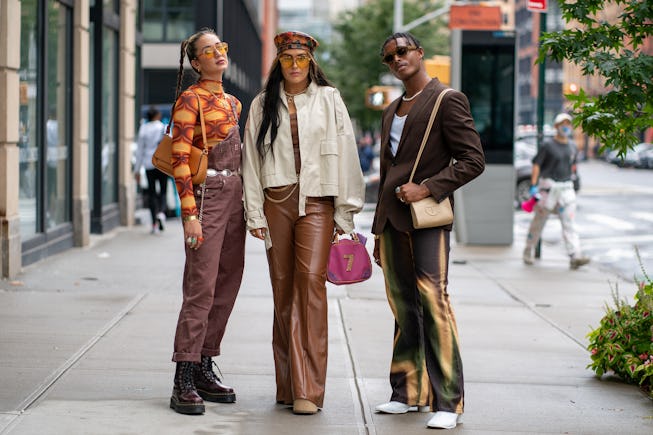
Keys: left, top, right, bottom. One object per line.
{"left": 538, "top": 0, "right": 653, "bottom": 156}
{"left": 324, "top": 0, "right": 449, "bottom": 131}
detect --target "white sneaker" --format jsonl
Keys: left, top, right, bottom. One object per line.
{"left": 523, "top": 247, "right": 533, "bottom": 265}
{"left": 426, "top": 411, "right": 460, "bottom": 429}
{"left": 375, "top": 401, "right": 430, "bottom": 414}
{"left": 156, "top": 212, "right": 166, "bottom": 231}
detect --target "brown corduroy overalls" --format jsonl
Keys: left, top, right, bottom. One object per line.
{"left": 172, "top": 125, "right": 245, "bottom": 362}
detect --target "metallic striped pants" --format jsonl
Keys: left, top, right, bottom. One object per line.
{"left": 379, "top": 225, "right": 464, "bottom": 414}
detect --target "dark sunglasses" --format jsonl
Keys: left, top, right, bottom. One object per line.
{"left": 381, "top": 45, "right": 418, "bottom": 65}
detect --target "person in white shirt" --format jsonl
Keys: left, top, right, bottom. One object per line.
{"left": 523, "top": 112, "right": 590, "bottom": 269}
{"left": 134, "top": 107, "right": 168, "bottom": 233}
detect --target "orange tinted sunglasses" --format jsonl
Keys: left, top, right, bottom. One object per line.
{"left": 278, "top": 53, "right": 311, "bottom": 69}
{"left": 199, "top": 42, "right": 229, "bottom": 59}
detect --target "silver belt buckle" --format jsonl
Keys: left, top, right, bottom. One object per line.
{"left": 220, "top": 169, "right": 233, "bottom": 177}
{"left": 206, "top": 168, "right": 218, "bottom": 177}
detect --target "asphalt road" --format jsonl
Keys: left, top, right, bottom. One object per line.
{"left": 514, "top": 159, "right": 653, "bottom": 282}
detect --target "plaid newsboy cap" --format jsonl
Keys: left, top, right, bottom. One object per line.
{"left": 274, "top": 31, "right": 319, "bottom": 54}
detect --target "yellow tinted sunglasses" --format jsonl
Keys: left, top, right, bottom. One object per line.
{"left": 278, "top": 53, "right": 311, "bottom": 69}
{"left": 199, "top": 42, "right": 229, "bottom": 59}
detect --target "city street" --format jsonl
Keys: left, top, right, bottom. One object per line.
{"left": 514, "top": 159, "right": 653, "bottom": 282}
{"left": 2, "top": 159, "right": 653, "bottom": 435}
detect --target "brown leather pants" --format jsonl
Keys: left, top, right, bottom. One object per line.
{"left": 264, "top": 186, "right": 334, "bottom": 407}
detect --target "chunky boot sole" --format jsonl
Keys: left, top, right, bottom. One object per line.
{"left": 169, "top": 397, "right": 205, "bottom": 415}
{"left": 197, "top": 389, "right": 236, "bottom": 403}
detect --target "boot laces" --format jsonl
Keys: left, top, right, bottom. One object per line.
{"left": 201, "top": 356, "right": 224, "bottom": 382}
{"left": 179, "top": 362, "right": 196, "bottom": 390}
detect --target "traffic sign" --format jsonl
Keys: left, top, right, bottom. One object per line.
{"left": 527, "top": 0, "right": 547, "bottom": 13}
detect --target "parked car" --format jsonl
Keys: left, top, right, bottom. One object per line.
{"left": 605, "top": 142, "right": 653, "bottom": 168}
{"left": 632, "top": 142, "right": 653, "bottom": 168}
{"left": 637, "top": 144, "right": 653, "bottom": 169}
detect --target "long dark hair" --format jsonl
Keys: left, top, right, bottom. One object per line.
{"left": 170, "top": 28, "right": 218, "bottom": 115}
{"left": 255, "top": 54, "right": 332, "bottom": 160}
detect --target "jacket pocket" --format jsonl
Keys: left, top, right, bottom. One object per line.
{"left": 261, "top": 141, "right": 276, "bottom": 176}
{"left": 320, "top": 140, "right": 339, "bottom": 186}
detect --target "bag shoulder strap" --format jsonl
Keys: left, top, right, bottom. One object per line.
{"left": 408, "top": 88, "right": 453, "bottom": 184}
{"left": 226, "top": 94, "right": 239, "bottom": 122}
{"left": 190, "top": 91, "right": 208, "bottom": 153}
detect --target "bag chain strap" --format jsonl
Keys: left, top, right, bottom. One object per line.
{"left": 199, "top": 184, "right": 205, "bottom": 224}
{"left": 191, "top": 90, "right": 209, "bottom": 223}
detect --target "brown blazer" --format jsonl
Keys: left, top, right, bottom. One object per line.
{"left": 372, "top": 79, "right": 485, "bottom": 234}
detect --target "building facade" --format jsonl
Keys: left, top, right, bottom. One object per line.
{"left": 515, "top": 0, "right": 565, "bottom": 126}
{"left": 0, "top": 0, "right": 265, "bottom": 278}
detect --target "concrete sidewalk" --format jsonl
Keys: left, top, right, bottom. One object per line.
{"left": 1, "top": 208, "right": 651, "bottom": 434}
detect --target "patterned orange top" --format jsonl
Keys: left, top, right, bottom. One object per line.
{"left": 171, "top": 79, "right": 241, "bottom": 218}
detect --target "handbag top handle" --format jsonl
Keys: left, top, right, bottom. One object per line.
{"left": 408, "top": 88, "right": 453, "bottom": 184}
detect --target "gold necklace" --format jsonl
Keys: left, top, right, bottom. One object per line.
{"left": 205, "top": 88, "right": 236, "bottom": 123}
{"left": 284, "top": 86, "right": 308, "bottom": 104}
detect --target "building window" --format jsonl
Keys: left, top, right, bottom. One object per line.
{"left": 101, "top": 27, "right": 119, "bottom": 206}
{"left": 18, "top": 0, "right": 73, "bottom": 238}
{"left": 89, "top": 1, "right": 120, "bottom": 233}
{"left": 142, "top": 0, "right": 193, "bottom": 42}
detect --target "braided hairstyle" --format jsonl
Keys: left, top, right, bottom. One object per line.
{"left": 380, "top": 32, "right": 422, "bottom": 56}
{"left": 170, "top": 28, "right": 219, "bottom": 116}
{"left": 255, "top": 52, "right": 332, "bottom": 161}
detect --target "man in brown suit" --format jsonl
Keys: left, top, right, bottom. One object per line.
{"left": 372, "top": 32, "right": 485, "bottom": 430}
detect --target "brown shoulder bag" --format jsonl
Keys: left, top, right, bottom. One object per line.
{"left": 151, "top": 91, "right": 208, "bottom": 185}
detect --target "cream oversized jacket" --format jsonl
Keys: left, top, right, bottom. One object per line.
{"left": 243, "top": 82, "right": 365, "bottom": 240}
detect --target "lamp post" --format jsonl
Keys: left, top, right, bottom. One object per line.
{"left": 393, "top": 0, "right": 453, "bottom": 33}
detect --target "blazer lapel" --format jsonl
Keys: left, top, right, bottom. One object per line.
{"left": 381, "top": 98, "right": 401, "bottom": 147}
{"left": 394, "top": 79, "right": 440, "bottom": 159}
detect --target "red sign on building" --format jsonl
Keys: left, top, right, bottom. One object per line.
{"left": 527, "top": 0, "right": 547, "bottom": 13}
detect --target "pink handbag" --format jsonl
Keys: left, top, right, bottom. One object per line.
{"left": 327, "top": 232, "right": 372, "bottom": 285}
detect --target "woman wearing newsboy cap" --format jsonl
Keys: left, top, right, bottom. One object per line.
{"left": 242, "top": 31, "right": 365, "bottom": 415}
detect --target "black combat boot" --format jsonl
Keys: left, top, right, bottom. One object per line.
{"left": 170, "top": 361, "right": 205, "bottom": 415}
{"left": 194, "top": 355, "right": 236, "bottom": 403}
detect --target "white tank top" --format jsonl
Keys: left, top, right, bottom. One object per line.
{"left": 389, "top": 114, "right": 407, "bottom": 156}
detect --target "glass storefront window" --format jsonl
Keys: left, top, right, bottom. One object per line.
{"left": 19, "top": 0, "right": 39, "bottom": 238}
{"left": 46, "top": 1, "right": 72, "bottom": 229}
{"left": 18, "top": 0, "right": 72, "bottom": 238}
{"left": 102, "top": 27, "right": 118, "bottom": 206}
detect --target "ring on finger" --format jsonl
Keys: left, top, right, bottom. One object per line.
{"left": 395, "top": 186, "right": 401, "bottom": 194}
{"left": 186, "top": 237, "right": 193, "bottom": 244}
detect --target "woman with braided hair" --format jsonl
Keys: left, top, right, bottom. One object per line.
{"left": 168, "top": 28, "right": 245, "bottom": 415}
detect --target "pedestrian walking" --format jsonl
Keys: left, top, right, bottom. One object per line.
{"left": 168, "top": 28, "right": 245, "bottom": 415}
{"left": 522, "top": 112, "right": 590, "bottom": 270}
{"left": 133, "top": 107, "right": 168, "bottom": 234}
{"left": 242, "top": 30, "right": 365, "bottom": 415}
{"left": 371, "top": 32, "right": 485, "bottom": 430}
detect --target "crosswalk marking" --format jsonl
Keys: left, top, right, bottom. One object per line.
{"left": 585, "top": 213, "right": 636, "bottom": 231}
{"left": 631, "top": 211, "right": 653, "bottom": 223}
